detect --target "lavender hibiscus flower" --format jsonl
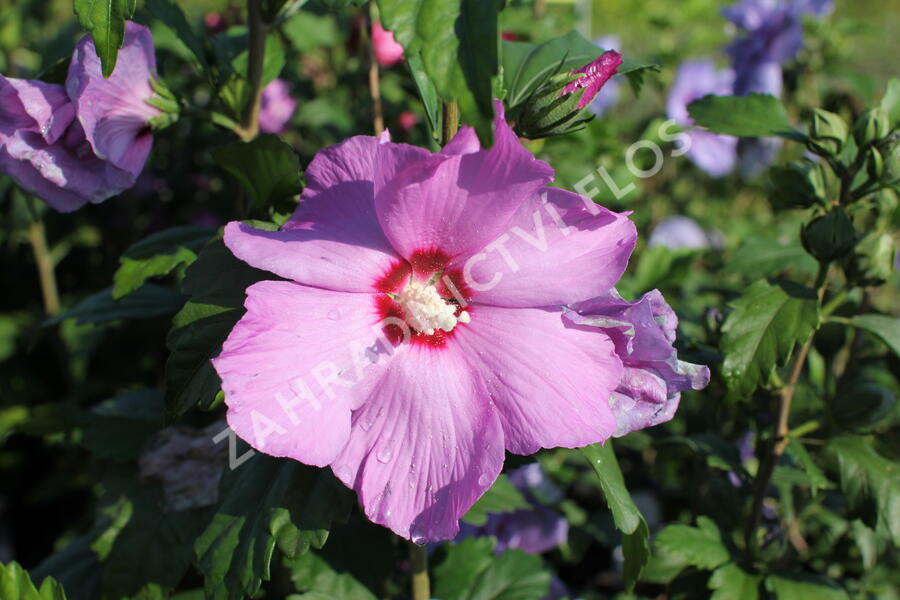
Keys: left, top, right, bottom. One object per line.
{"left": 258, "top": 78, "right": 297, "bottom": 134}
{"left": 666, "top": 60, "right": 738, "bottom": 177}
{"left": 460, "top": 463, "right": 568, "bottom": 555}
{"left": 0, "top": 22, "right": 159, "bottom": 211}
{"left": 648, "top": 216, "right": 712, "bottom": 251}
{"left": 213, "top": 105, "right": 703, "bottom": 542}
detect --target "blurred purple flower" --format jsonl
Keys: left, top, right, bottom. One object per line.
{"left": 666, "top": 60, "right": 738, "bottom": 177}
{"left": 587, "top": 36, "right": 622, "bottom": 116}
{"left": 258, "top": 78, "right": 297, "bottom": 134}
{"left": 566, "top": 290, "right": 710, "bottom": 437}
{"left": 562, "top": 50, "right": 623, "bottom": 110}
{"left": 0, "top": 21, "right": 159, "bottom": 212}
{"left": 648, "top": 216, "right": 711, "bottom": 250}
{"left": 460, "top": 463, "right": 568, "bottom": 555}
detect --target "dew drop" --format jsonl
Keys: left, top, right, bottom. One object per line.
{"left": 376, "top": 446, "right": 393, "bottom": 463}
{"left": 334, "top": 465, "right": 352, "bottom": 481}
{"left": 477, "top": 473, "right": 493, "bottom": 487}
{"left": 327, "top": 308, "right": 342, "bottom": 320}
{"left": 360, "top": 416, "right": 375, "bottom": 431}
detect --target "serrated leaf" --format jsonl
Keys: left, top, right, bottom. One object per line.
{"left": 688, "top": 94, "right": 798, "bottom": 138}
{"left": 113, "top": 226, "right": 216, "bottom": 300}
{"left": 378, "top": 0, "right": 500, "bottom": 145}
{"left": 765, "top": 572, "right": 848, "bottom": 600}
{"left": 840, "top": 314, "right": 900, "bottom": 358}
{"left": 73, "top": 0, "right": 136, "bottom": 77}
{"left": 785, "top": 439, "right": 832, "bottom": 496}
{"left": 433, "top": 537, "right": 497, "bottom": 600}
{"left": 462, "top": 474, "right": 530, "bottom": 526}
{"left": 164, "top": 237, "right": 271, "bottom": 420}
{"left": 655, "top": 516, "right": 730, "bottom": 570}
{"left": 146, "top": 0, "right": 209, "bottom": 73}
{"left": 212, "top": 135, "right": 301, "bottom": 212}
{"left": 465, "top": 549, "right": 551, "bottom": 600}
{"left": 0, "top": 561, "right": 67, "bottom": 600}
{"left": 721, "top": 279, "right": 820, "bottom": 399}
{"left": 50, "top": 284, "right": 185, "bottom": 326}
{"left": 708, "top": 563, "right": 760, "bottom": 600}
{"left": 195, "top": 452, "right": 352, "bottom": 600}
{"left": 621, "top": 519, "right": 650, "bottom": 592}
{"left": 827, "top": 435, "right": 900, "bottom": 546}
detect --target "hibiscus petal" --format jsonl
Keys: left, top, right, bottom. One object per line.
{"left": 460, "top": 187, "right": 636, "bottom": 307}
{"left": 330, "top": 343, "right": 505, "bottom": 542}
{"left": 0, "top": 76, "right": 74, "bottom": 144}
{"left": 374, "top": 113, "right": 553, "bottom": 261}
{"left": 66, "top": 21, "right": 160, "bottom": 176}
{"left": 454, "top": 305, "right": 621, "bottom": 454}
{"left": 213, "top": 281, "right": 397, "bottom": 467}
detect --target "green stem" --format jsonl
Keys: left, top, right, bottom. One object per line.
{"left": 441, "top": 101, "right": 459, "bottom": 145}
{"left": 27, "top": 219, "right": 61, "bottom": 316}
{"left": 238, "top": 0, "right": 269, "bottom": 142}
{"left": 744, "top": 262, "right": 830, "bottom": 559}
{"left": 409, "top": 542, "right": 430, "bottom": 600}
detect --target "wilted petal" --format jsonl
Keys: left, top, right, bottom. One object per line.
{"left": 66, "top": 21, "right": 160, "bottom": 178}
{"left": 331, "top": 343, "right": 505, "bottom": 542}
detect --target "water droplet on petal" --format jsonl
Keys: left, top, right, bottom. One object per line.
{"left": 376, "top": 446, "right": 393, "bottom": 463}
{"left": 360, "top": 416, "right": 375, "bottom": 431}
{"left": 327, "top": 308, "right": 342, "bottom": 320}
{"left": 477, "top": 473, "right": 493, "bottom": 487}
{"left": 334, "top": 465, "right": 352, "bottom": 481}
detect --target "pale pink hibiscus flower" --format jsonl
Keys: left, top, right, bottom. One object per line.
{"left": 0, "top": 21, "right": 159, "bottom": 211}
{"left": 213, "top": 109, "right": 640, "bottom": 542}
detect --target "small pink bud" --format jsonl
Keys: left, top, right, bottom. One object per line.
{"left": 371, "top": 21, "right": 404, "bottom": 67}
{"left": 561, "top": 50, "right": 623, "bottom": 110}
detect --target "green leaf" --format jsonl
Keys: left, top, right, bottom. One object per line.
{"left": 212, "top": 135, "right": 301, "bottom": 212}
{"left": 655, "top": 516, "right": 730, "bottom": 570}
{"left": 580, "top": 442, "right": 649, "bottom": 588}
{"left": 827, "top": 435, "right": 900, "bottom": 546}
{"left": 462, "top": 474, "right": 530, "bottom": 526}
{"left": 146, "top": 0, "right": 209, "bottom": 73}
{"left": 195, "top": 452, "right": 352, "bottom": 600}
{"left": 725, "top": 238, "right": 818, "bottom": 280}
{"left": 721, "top": 279, "right": 820, "bottom": 399}
{"left": 31, "top": 536, "right": 102, "bottom": 600}
{"left": 880, "top": 78, "right": 900, "bottom": 126}
{"left": 765, "top": 573, "right": 848, "bottom": 600}
{"left": 580, "top": 442, "right": 643, "bottom": 534}
{"left": 281, "top": 11, "right": 340, "bottom": 52}
{"left": 377, "top": 0, "right": 501, "bottom": 145}
{"left": 708, "top": 563, "right": 760, "bottom": 600}
{"left": 433, "top": 537, "right": 497, "bottom": 600}
{"left": 465, "top": 549, "right": 551, "bottom": 600}
{"left": 164, "top": 237, "right": 271, "bottom": 420}
{"left": 785, "top": 439, "right": 832, "bottom": 496}
{"left": 0, "top": 561, "right": 67, "bottom": 600}
{"left": 287, "top": 516, "right": 393, "bottom": 600}
{"left": 113, "top": 226, "right": 216, "bottom": 300}
{"left": 81, "top": 389, "right": 165, "bottom": 460}
{"left": 687, "top": 94, "right": 798, "bottom": 138}
{"left": 406, "top": 52, "right": 440, "bottom": 135}
{"left": 213, "top": 27, "right": 286, "bottom": 116}
{"left": 50, "top": 284, "right": 185, "bottom": 326}
{"left": 840, "top": 314, "right": 900, "bottom": 358}
{"left": 73, "top": 0, "right": 136, "bottom": 77}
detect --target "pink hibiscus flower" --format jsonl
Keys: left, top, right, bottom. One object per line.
{"left": 258, "top": 78, "right": 297, "bottom": 135}
{"left": 371, "top": 21, "right": 404, "bottom": 67}
{"left": 213, "top": 108, "right": 642, "bottom": 542}
{"left": 562, "top": 50, "right": 624, "bottom": 109}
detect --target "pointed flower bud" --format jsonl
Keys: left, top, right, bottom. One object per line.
{"left": 560, "top": 50, "right": 623, "bottom": 110}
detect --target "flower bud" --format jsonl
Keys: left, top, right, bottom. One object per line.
{"left": 147, "top": 77, "right": 180, "bottom": 130}
{"left": 866, "top": 146, "right": 885, "bottom": 182}
{"left": 769, "top": 161, "right": 827, "bottom": 209}
{"left": 808, "top": 109, "right": 848, "bottom": 155}
{"left": 842, "top": 231, "right": 896, "bottom": 286}
{"left": 801, "top": 208, "right": 857, "bottom": 262}
{"left": 852, "top": 107, "right": 891, "bottom": 147}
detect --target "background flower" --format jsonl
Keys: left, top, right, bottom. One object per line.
{"left": 371, "top": 21, "right": 404, "bottom": 67}
{"left": 258, "top": 78, "right": 297, "bottom": 134}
